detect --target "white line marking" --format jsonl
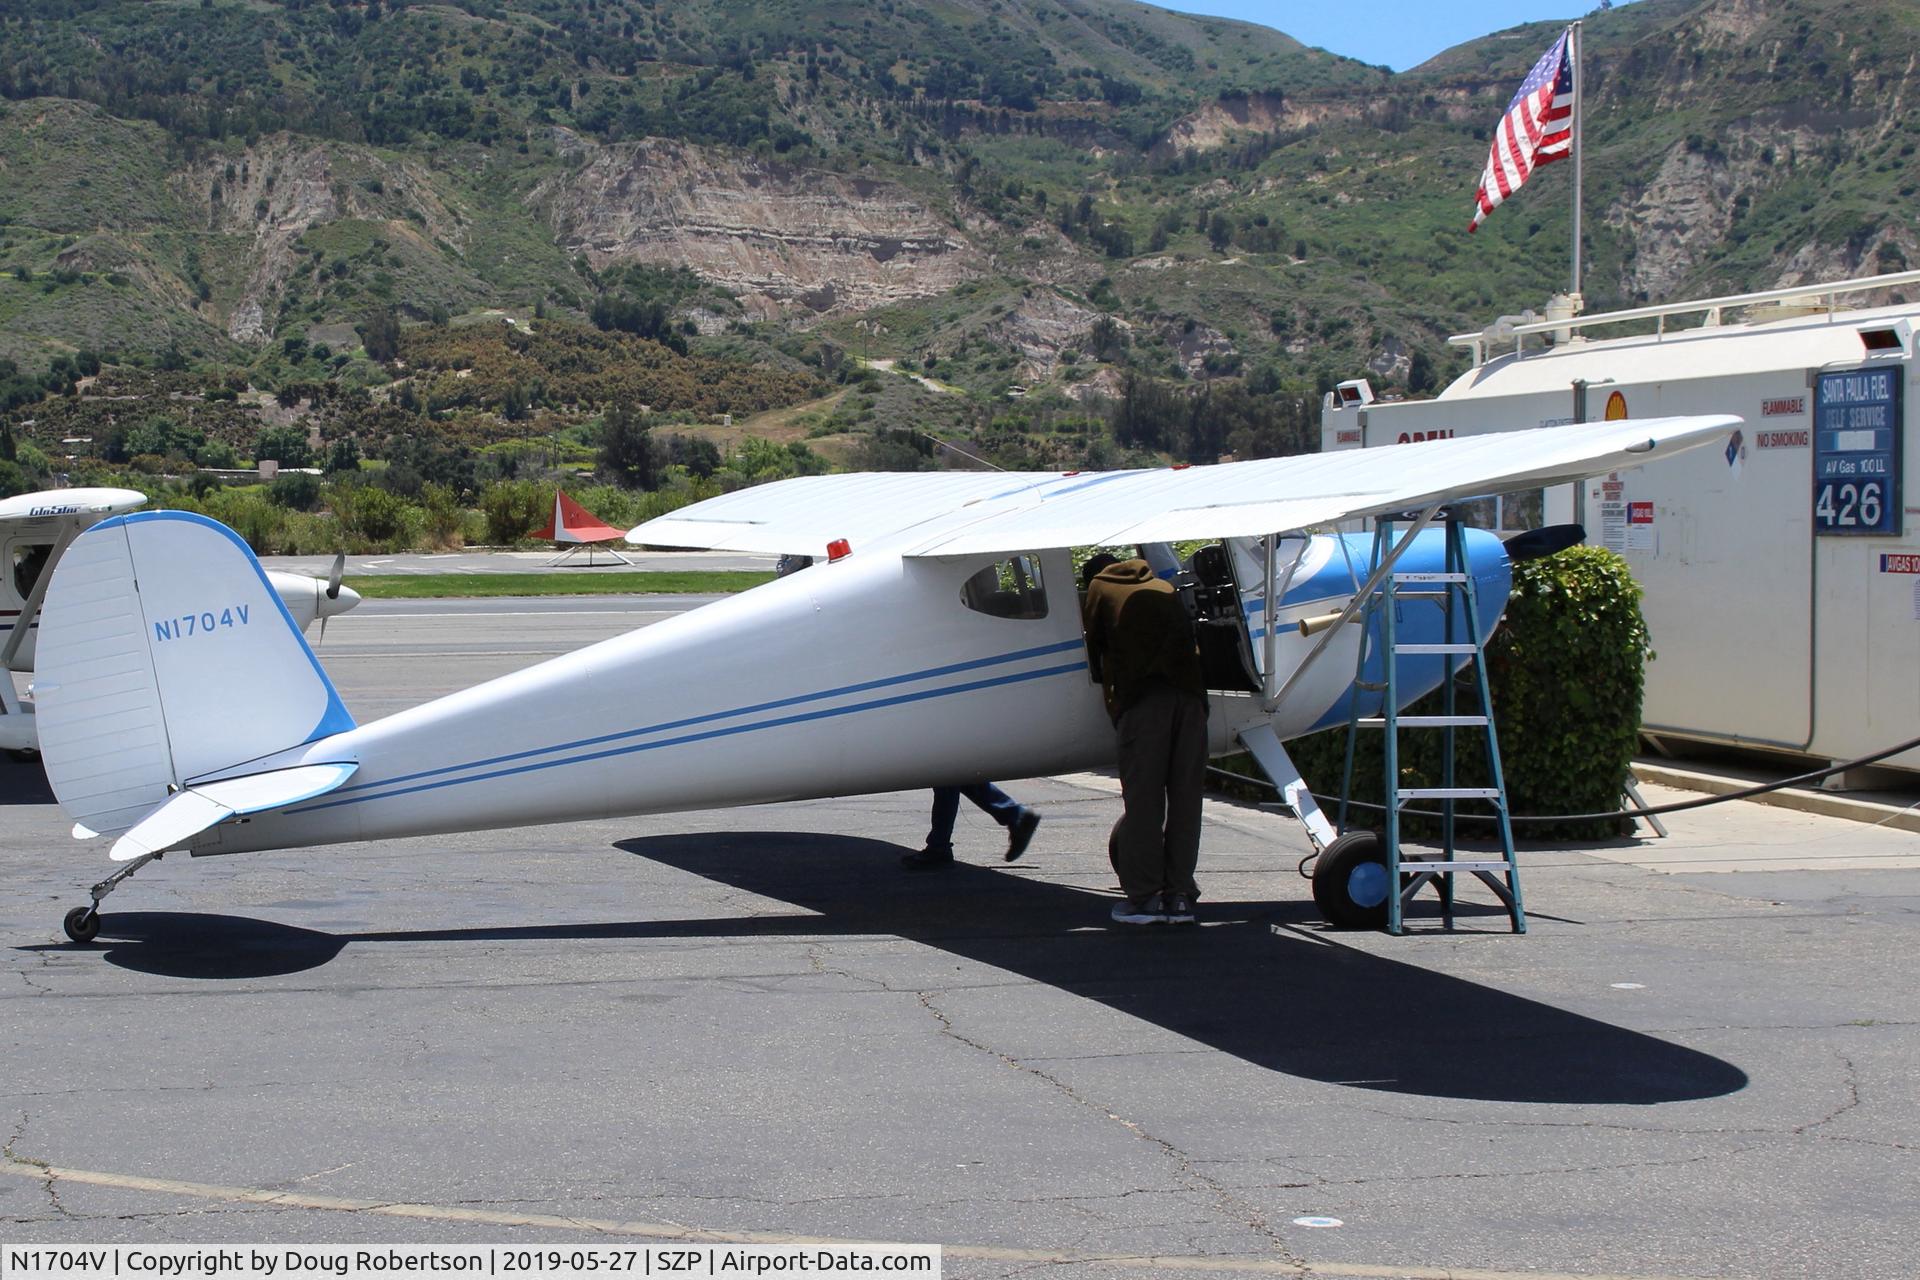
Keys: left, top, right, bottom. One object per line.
{"left": 0, "top": 1159, "right": 1722, "bottom": 1279}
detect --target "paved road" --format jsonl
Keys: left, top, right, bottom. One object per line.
{"left": 2, "top": 601, "right": 1917, "bottom": 1278}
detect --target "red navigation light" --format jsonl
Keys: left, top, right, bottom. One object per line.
{"left": 827, "top": 538, "right": 852, "bottom": 562}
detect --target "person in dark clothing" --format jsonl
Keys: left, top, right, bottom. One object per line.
{"left": 900, "top": 784, "right": 1042, "bottom": 869}
{"left": 1081, "top": 555, "right": 1208, "bottom": 926}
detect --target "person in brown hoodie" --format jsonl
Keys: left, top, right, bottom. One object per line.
{"left": 1080, "top": 554, "right": 1209, "bottom": 926}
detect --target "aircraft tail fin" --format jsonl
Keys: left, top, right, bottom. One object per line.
{"left": 33, "top": 511, "right": 356, "bottom": 841}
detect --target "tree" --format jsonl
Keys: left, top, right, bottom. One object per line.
{"left": 254, "top": 426, "right": 312, "bottom": 468}
{"left": 196, "top": 439, "right": 238, "bottom": 469}
{"left": 358, "top": 306, "right": 402, "bottom": 363}
{"left": 268, "top": 471, "right": 324, "bottom": 511}
{"left": 660, "top": 433, "right": 721, "bottom": 479}
{"left": 598, "top": 400, "right": 658, "bottom": 490}
{"left": 1206, "top": 212, "right": 1232, "bottom": 253}
{"left": 325, "top": 436, "right": 363, "bottom": 474}
{"left": 1407, "top": 349, "right": 1436, "bottom": 395}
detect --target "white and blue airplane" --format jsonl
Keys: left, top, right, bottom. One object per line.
{"left": 1, "top": 487, "right": 361, "bottom": 756}
{"left": 27, "top": 416, "right": 1739, "bottom": 942}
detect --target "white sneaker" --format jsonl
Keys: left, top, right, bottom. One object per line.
{"left": 1110, "top": 894, "right": 1167, "bottom": 926}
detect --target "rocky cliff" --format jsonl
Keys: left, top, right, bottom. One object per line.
{"left": 533, "top": 139, "right": 986, "bottom": 319}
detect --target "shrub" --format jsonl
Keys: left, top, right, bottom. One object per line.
{"left": 419, "top": 482, "right": 465, "bottom": 549}
{"left": 330, "top": 481, "right": 412, "bottom": 547}
{"left": 209, "top": 493, "right": 290, "bottom": 554}
{"left": 269, "top": 471, "right": 324, "bottom": 511}
{"left": 478, "top": 478, "right": 554, "bottom": 544}
{"left": 1483, "top": 545, "right": 1651, "bottom": 837}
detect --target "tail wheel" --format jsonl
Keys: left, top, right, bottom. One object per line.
{"left": 63, "top": 907, "right": 100, "bottom": 944}
{"left": 1311, "top": 830, "right": 1391, "bottom": 930}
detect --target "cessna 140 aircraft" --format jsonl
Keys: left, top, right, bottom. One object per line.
{"left": 1, "top": 487, "right": 361, "bottom": 756}
{"left": 28, "top": 415, "right": 1739, "bottom": 942}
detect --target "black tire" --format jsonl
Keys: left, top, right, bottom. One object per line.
{"left": 1311, "top": 831, "right": 1392, "bottom": 930}
{"left": 5, "top": 748, "right": 40, "bottom": 764}
{"left": 63, "top": 906, "right": 99, "bottom": 944}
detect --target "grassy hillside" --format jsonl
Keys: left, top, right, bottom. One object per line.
{"left": 2, "top": 0, "right": 1917, "bottom": 529}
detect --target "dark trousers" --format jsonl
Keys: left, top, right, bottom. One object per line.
{"left": 1111, "top": 684, "right": 1208, "bottom": 904}
{"left": 926, "top": 783, "right": 1022, "bottom": 852}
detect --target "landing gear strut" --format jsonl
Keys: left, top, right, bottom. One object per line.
{"left": 62, "top": 851, "right": 161, "bottom": 944}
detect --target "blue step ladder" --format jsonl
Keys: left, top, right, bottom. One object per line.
{"left": 1339, "top": 512, "right": 1526, "bottom": 936}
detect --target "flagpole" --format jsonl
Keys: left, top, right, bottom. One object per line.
{"left": 1570, "top": 20, "right": 1583, "bottom": 302}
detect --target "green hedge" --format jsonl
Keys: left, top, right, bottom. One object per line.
{"left": 1220, "top": 545, "right": 1651, "bottom": 841}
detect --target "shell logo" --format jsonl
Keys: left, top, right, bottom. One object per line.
{"left": 1604, "top": 390, "right": 1629, "bottom": 420}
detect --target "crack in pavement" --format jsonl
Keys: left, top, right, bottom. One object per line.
{"left": 4, "top": 1112, "right": 72, "bottom": 1222}
{"left": 1308, "top": 1048, "right": 1896, "bottom": 1188}
{"left": 1793, "top": 1050, "right": 1863, "bottom": 1137}
{"left": 1302, "top": 1143, "right": 1770, "bottom": 1191}
{"left": 912, "top": 988, "right": 1303, "bottom": 1267}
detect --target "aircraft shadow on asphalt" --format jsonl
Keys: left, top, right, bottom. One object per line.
{"left": 0, "top": 756, "right": 54, "bottom": 804}
{"left": 42, "top": 831, "right": 1747, "bottom": 1107}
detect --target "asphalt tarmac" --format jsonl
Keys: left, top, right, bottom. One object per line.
{"left": 4, "top": 598, "right": 1918, "bottom": 1278}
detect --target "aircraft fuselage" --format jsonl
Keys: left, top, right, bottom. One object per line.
{"left": 192, "top": 531, "right": 1509, "bottom": 858}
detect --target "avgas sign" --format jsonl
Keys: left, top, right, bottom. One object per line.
{"left": 1813, "top": 368, "right": 1902, "bottom": 536}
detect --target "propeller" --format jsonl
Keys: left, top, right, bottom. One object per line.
{"left": 1501, "top": 524, "right": 1586, "bottom": 563}
{"left": 319, "top": 552, "right": 346, "bottom": 645}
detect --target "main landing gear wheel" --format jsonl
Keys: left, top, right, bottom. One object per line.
{"left": 63, "top": 906, "right": 101, "bottom": 944}
{"left": 1311, "top": 830, "right": 1391, "bottom": 930}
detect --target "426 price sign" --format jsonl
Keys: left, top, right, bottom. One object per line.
{"left": 1813, "top": 367, "right": 1902, "bottom": 536}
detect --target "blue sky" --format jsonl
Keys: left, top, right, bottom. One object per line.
{"left": 1152, "top": 2, "right": 1639, "bottom": 73}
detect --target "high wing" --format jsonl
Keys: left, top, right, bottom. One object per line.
{"left": 0, "top": 487, "right": 148, "bottom": 525}
{"left": 627, "top": 470, "right": 1072, "bottom": 554}
{"left": 628, "top": 416, "right": 1741, "bottom": 557}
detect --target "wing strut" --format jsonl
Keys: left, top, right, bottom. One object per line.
{"left": 1238, "top": 723, "right": 1338, "bottom": 852}
{"left": 1265, "top": 502, "right": 1445, "bottom": 714}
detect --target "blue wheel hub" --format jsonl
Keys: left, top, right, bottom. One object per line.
{"left": 1347, "top": 860, "right": 1390, "bottom": 909}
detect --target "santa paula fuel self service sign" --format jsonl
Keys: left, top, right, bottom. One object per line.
{"left": 1814, "top": 367, "right": 1901, "bottom": 536}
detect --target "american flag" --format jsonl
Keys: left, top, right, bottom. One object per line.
{"left": 1468, "top": 28, "right": 1574, "bottom": 232}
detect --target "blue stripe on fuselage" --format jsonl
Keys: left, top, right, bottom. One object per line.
{"left": 288, "top": 654, "right": 1089, "bottom": 814}
{"left": 324, "top": 637, "right": 1088, "bottom": 800}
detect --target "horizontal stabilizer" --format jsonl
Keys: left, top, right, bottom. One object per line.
{"left": 109, "top": 762, "right": 357, "bottom": 862}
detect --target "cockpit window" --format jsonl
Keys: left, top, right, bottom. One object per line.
{"left": 960, "top": 555, "right": 1048, "bottom": 620}
{"left": 11, "top": 544, "right": 53, "bottom": 599}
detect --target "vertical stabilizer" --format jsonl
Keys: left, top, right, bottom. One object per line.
{"left": 33, "top": 511, "right": 355, "bottom": 838}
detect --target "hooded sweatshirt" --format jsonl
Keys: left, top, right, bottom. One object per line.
{"left": 1081, "top": 559, "right": 1206, "bottom": 722}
